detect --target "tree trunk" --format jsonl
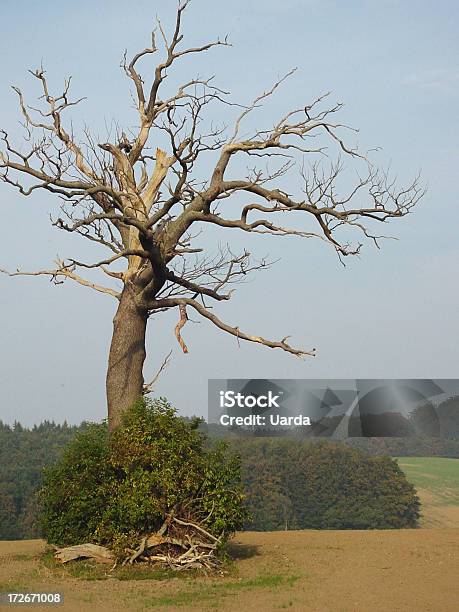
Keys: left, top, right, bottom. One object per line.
{"left": 106, "top": 284, "right": 148, "bottom": 432}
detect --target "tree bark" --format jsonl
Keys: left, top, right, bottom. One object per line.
{"left": 106, "top": 283, "right": 148, "bottom": 432}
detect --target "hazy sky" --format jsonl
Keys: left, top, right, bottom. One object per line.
{"left": 0, "top": 0, "right": 458, "bottom": 426}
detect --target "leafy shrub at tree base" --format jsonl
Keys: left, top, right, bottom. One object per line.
{"left": 39, "top": 398, "right": 247, "bottom": 560}
{"left": 233, "top": 439, "right": 421, "bottom": 530}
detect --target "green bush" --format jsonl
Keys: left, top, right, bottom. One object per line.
{"left": 234, "top": 439, "right": 420, "bottom": 530}
{"left": 39, "top": 398, "right": 246, "bottom": 555}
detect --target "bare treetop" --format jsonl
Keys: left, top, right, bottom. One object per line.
{"left": 0, "top": 1, "right": 424, "bottom": 428}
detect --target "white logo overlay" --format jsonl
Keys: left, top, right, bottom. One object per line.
{"left": 209, "top": 379, "right": 459, "bottom": 437}
{"left": 217, "top": 389, "right": 311, "bottom": 428}
{"left": 219, "top": 390, "right": 280, "bottom": 409}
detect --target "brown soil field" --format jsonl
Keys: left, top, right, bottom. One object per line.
{"left": 1, "top": 530, "right": 458, "bottom": 612}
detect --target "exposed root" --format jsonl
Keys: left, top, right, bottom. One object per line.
{"left": 121, "top": 515, "right": 223, "bottom": 571}
{"left": 53, "top": 515, "right": 225, "bottom": 572}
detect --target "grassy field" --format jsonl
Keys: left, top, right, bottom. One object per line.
{"left": 396, "top": 457, "right": 459, "bottom": 527}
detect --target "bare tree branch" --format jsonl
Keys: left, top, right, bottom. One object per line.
{"left": 175, "top": 303, "right": 189, "bottom": 353}
{"left": 0, "top": 0, "right": 424, "bottom": 397}
{"left": 0, "top": 261, "right": 121, "bottom": 298}
{"left": 147, "top": 297, "right": 316, "bottom": 358}
{"left": 143, "top": 350, "right": 173, "bottom": 394}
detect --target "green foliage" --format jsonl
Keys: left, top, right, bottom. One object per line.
{"left": 346, "top": 435, "right": 459, "bottom": 457}
{"left": 436, "top": 396, "right": 459, "bottom": 439}
{"left": 233, "top": 439, "right": 420, "bottom": 530}
{"left": 0, "top": 420, "right": 80, "bottom": 540}
{"left": 0, "top": 483, "right": 19, "bottom": 539}
{"left": 5, "top": 411, "right": 457, "bottom": 539}
{"left": 39, "top": 423, "right": 112, "bottom": 545}
{"left": 38, "top": 398, "right": 246, "bottom": 555}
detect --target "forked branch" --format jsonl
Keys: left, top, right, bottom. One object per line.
{"left": 0, "top": 0, "right": 424, "bottom": 368}
{"left": 147, "top": 297, "right": 315, "bottom": 358}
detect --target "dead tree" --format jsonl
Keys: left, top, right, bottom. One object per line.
{"left": 0, "top": 1, "right": 424, "bottom": 431}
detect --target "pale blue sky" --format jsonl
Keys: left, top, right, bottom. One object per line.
{"left": 0, "top": 1, "right": 458, "bottom": 425}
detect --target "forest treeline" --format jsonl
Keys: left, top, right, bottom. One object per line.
{"left": 1, "top": 417, "right": 458, "bottom": 540}
{"left": 0, "top": 421, "right": 82, "bottom": 539}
